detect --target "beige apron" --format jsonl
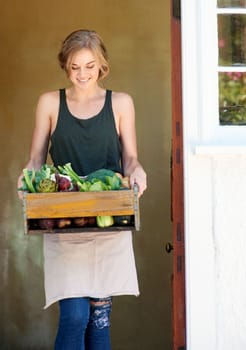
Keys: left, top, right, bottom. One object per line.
{"left": 43, "top": 231, "right": 139, "bottom": 309}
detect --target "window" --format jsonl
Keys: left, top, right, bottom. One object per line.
{"left": 181, "top": 0, "right": 246, "bottom": 146}
{"left": 217, "top": 1, "right": 246, "bottom": 125}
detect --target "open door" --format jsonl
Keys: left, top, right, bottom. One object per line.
{"left": 171, "top": 0, "right": 186, "bottom": 349}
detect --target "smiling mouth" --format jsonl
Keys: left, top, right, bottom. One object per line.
{"left": 77, "top": 78, "right": 90, "bottom": 83}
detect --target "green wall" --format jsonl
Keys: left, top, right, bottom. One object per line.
{"left": 0, "top": 1, "right": 172, "bottom": 349}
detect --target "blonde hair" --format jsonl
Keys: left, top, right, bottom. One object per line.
{"left": 58, "top": 29, "right": 109, "bottom": 80}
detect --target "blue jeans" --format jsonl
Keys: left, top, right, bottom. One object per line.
{"left": 54, "top": 297, "right": 112, "bottom": 350}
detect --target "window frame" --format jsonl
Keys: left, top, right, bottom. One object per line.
{"left": 181, "top": 0, "right": 246, "bottom": 148}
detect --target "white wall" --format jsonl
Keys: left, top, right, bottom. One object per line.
{"left": 184, "top": 151, "right": 246, "bottom": 349}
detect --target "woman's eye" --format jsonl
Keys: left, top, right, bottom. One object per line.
{"left": 87, "top": 65, "right": 95, "bottom": 69}
{"left": 71, "top": 66, "right": 80, "bottom": 70}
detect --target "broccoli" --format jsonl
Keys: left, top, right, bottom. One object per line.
{"left": 86, "top": 169, "right": 122, "bottom": 190}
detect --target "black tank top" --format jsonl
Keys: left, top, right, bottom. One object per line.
{"left": 49, "top": 89, "right": 122, "bottom": 176}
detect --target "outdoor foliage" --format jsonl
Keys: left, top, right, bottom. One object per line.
{"left": 218, "top": 11, "right": 246, "bottom": 125}
{"left": 219, "top": 72, "right": 246, "bottom": 125}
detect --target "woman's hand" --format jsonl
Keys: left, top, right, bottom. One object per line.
{"left": 17, "top": 172, "right": 24, "bottom": 200}
{"left": 129, "top": 166, "right": 147, "bottom": 197}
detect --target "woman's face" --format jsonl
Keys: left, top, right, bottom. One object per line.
{"left": 67, "top": 48, "right": 101, "bottom": 89}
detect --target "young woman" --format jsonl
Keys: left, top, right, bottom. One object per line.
{"left": 18, "top": 29, "right": 147, "bottom": 350}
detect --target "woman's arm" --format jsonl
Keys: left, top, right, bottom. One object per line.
{"left": 17, "top": 92, "right": 58, "bottom": 196}
{"left": 113, "top": 92, "right": 147, "bottom": 196}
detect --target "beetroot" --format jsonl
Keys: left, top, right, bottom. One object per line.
{"left": 38, "top": 218, "right": 56, "bottom": 230}
{"left": 56, "top": 175, "right": 72, "bottom": 191}
{"left": 87, "top": 217, "right": 96, "bottom": 226}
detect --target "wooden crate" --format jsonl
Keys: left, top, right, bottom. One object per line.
{"left": 23, "top": 187, "right": 140, "bottom": 234}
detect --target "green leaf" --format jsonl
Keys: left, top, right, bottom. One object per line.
{"left": 89, "top": 181, "right": 108, "bottom": 192}
{"left": 22, "top": 168, "right": 36, "bottom": 193}
{"left": 105, "top": 174, "right": 121, "bottom": 190}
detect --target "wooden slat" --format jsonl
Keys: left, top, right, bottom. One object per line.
{"left": 23, "top": 190, "right": 135, "bottom": 219}
{"left": 27, "top": 225, "right": 135, "bottom": 235}
{"left": 171, "top": 0, "right": 186, "bottom": 348}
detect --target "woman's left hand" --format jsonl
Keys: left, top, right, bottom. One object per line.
{"left": 129, "top": 167, "right": 147, "bottom": 197}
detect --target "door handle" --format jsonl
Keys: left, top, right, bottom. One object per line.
{"left": 165, "top": 242, "right": 174, "bottom": 253}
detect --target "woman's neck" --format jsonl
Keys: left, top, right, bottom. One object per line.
{"left": 68, "top": 84, "right": 104, "bottom": 101}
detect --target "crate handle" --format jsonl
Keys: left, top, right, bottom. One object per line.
{"left": 133, "top": 183, "right": 140, "bottom": 231}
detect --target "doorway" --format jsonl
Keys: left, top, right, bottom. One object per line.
{"left": 1, "top": 1, "right": 173, "bottom": 349}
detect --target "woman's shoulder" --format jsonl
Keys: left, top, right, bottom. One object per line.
{"left": 35, "top": 90, "right": 62, "bottom": 117}
{"left": 36, "top": 90, "right": 61, "bottom": 113}
{"left": 38, "top": 89, "right": 60, "bottom": 103}
{"left": 111, "top": 91, "right": 134, "bottom": 110}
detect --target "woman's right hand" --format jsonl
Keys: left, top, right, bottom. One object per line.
{"left": 17, "top": 172, "right": 24, "bottom": 200}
